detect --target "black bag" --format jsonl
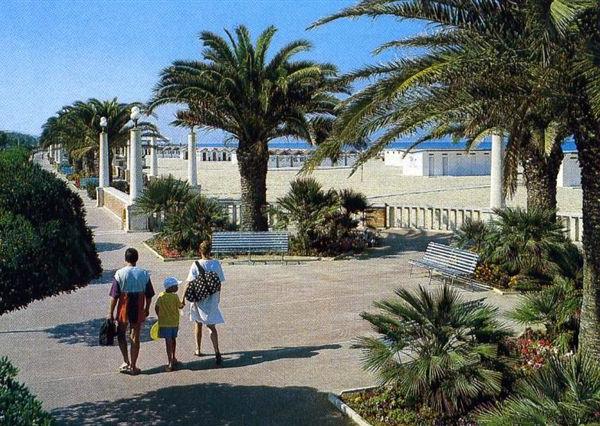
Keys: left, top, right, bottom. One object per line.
{"left": 99, "top": 318, "right": 116, "bottom": 346}
{"left": 184, "top": 261, "right": 222, "bottom": 303}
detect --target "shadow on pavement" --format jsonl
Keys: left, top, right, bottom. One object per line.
{"left": 357, "top": 229, "right": 453, "bottom": 260}
{"left": 95, "top": 242, "right": 125, "bottom": 253}
{"left": 45, "top": 317, "right": 157, "bottom": 346}
{"left": 143, "top": 344, "right": 342, "bottom": 374}
{"left": 51, "top": 382, "right": 349, "bottom": 425}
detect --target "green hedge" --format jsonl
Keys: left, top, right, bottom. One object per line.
{"left": 0, "top": 357, "right": 54, "bottom": 425}
{"left": 0, "top": 148, "right": 102, "bottom": 315}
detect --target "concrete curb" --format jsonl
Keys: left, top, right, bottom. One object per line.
{"left": 328, "top": 389, "right": 375, "bottom": 426}
{"left": 491, "top": 287, "right": 522, "bottom": 296}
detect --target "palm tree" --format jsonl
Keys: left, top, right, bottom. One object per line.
{"left": 313, "top": 0, "right": 600, "bottom": 355}
{"left": 357, "top": 285, "right": 511, "bottom": 416}
{"left": 273, "top": 177, "right": 338, "bottom": 255}
{"left": 40, "top": 99, "right": 156, "bottom": 178}
{"left": 151, "top": 25, "right": 346, "bottom": 231}
{"left": 478, "top": 351, "right": 600, "bottom": 425}
{"left": 487, "top": 208, "right": 581, "bottom": 283}
{"left": 308, "top": 1, "right": 569, "bottom": 214}
{"left": 137, "top": 175, "right": 193, "bottom": 230}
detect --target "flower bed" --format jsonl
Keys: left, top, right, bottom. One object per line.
{"left": 340, "top": 387, "right": 476, "bottom": 426}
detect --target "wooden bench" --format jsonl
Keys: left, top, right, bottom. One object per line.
{"left": 409, "top": 242, "right": 487, "bottom": 290}
{"left": 212, "top": 231, "right": 289, "bottom": 262}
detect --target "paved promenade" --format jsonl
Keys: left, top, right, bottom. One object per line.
{"left": 0, "top": 158, "right": 521, "bottom": 425}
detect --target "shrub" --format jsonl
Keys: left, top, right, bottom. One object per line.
{"left": 85, "top": 182, "right": 98, "bottom": 200}
{"left": 110, "top": 180, "right": 129, "bottom": 193}
{"left": 509, "top": 277, "right": 581, "bottom": 352}
{"left": 478, "top": 351, "right": 600, "bottom": 425}
{"left": 0, "top": 148, "right": 102, "bottom": 315}
{"left": 356, "top": 285, "right": 512, "bottom": 418}
{"left": 453, "top": 217, "right": 491, "bottom": 254}
{"left": 0, "top": 357, "right": 55, "bottom": 425}
{"left": 272, "top": 178, "right": 369, "bottom": 255}
{"left": 137, "top": 175, "right": 192, "bottom": 231}
{"left": 161, "top": 195, "right": 228, "bottom": 253}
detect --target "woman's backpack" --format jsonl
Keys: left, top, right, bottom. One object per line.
{"left": 184, "top": 261, "right": 222, "bottom": 303}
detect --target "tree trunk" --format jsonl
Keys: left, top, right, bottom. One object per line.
{"left": 521, "top": 142, "right": 563, "bottom": 214}
{"left": 572, "top": 100, "right": 600, "bottom": 356}
{"left": 237, "top": 142, "right": 269, "bottom": 231}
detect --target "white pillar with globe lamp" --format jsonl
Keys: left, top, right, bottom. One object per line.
{"left": 129, "top": 106, "right": 143, "bottom": 203}
{"left": 187, "top": 127, "right": 197, "bottom": 187}
{"left": 99, "top": 116, "right": 109, "bottom": 188}
{"left": 150, "top": 135, "right": 158, "bottom": 177}
{"left": 490, "top": 133, "right": 505, "bottom": 210}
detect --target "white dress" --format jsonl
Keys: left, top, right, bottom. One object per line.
{"left": 186, "top": 259, "right": 225, "bottom": 325}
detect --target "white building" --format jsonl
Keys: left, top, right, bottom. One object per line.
{"left": 384, "top": 147, "right": 582, "bottom": 188}
{"left": 384, "top": 149, "right": 491, "bottom": 176}
{"left": 558, "top": 151, "right": 581, "bottom": 187}
{"left": 231, "top": 149, "right": 360, "bottom": 170}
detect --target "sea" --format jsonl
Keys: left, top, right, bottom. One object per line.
{"left": 196, "top": 136, "right": 577, "bottom": 152}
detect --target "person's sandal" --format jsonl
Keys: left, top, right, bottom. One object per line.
{"left": 165, "top": 365, "right": 173, "bottom": 372}
{"left": 215, "top": 353, "right": 223, "bottom": 367}
{"left": 118, "top": 363, "right": 130, "bottom": 374}
{"left": 129, "top": 367, "right": 141, "bottom": 376}
{"left": 194, "top": 350, "right": 204, "bottom": 357}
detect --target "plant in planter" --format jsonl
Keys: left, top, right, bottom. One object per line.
{"left": 137, "top": 175, "right": 193, "bottom": 231}
{"left": 478, "top": 351, "right": 600, "bottom": 425}
{"left": 356, "top": 285, "right": 512, "bottom": 420}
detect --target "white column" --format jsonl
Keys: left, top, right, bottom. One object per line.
{"left": 99, "top": 131, "right": 109, "bottom": 188}
{"left": 150, "top": 136, "right": 158, "bottom": 177}
{"left": 126, "top": 140, "right": 131, "bottom": 172}
{"left": 187, "top": 129, "right": 197, "bottom": 186}
{"left": 490, "top": 134, "right": 505, "bottom": 210}
{"left": 129, "top": 128, "right": 143, "bottom": 202}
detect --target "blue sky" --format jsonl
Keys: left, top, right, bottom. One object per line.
{"left": 0, "top": 0, "right": 425, "bottom": 143}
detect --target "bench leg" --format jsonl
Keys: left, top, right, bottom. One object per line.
{"left": 410, "top": 264, "right": 413, "bottom": 277}
{"left": 429, "top": 270, "right": 433, "bottom": 285}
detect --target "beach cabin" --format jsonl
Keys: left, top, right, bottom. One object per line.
{"left": 384, "top": 148, "right": 491, "bottom": 177}
{"left": 557, "top": 151, "right": 581, "bottom": 187}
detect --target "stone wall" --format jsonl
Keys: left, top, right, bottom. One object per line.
{"left": 100, "top": 187, "right": 129, "bottom": 228}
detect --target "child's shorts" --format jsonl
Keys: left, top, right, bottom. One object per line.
{"left": 158, "top": 327, "right": 178, "bottom": 339}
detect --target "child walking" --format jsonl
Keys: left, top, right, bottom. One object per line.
{"left": 155, "top": 277, "right": 182, "bottom": 372}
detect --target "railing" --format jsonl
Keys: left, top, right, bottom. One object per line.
{"left": 382, "top": 204, "right": 584, "bottom": 243}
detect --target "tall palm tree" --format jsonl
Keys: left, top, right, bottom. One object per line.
{"left": 151, "top": 25, "right": 346, "bottom": 231}
{"left": 308, "top": 0, "right": 569, "bottom": 213}
{"left": 313, "top": 0, "right": 600, "bottom": 355}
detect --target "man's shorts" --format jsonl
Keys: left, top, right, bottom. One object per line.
{"left": 158, "top": 326, "right": 178, "bottom": 339}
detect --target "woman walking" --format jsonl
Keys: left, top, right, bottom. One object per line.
{"left": 183, "top": 240, "right": 225, "bottom": 366}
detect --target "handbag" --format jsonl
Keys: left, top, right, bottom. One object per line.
{"left": 184, "top": 261, "right": 222, "bottom": 303}
{"left": 99, "top": 318, "right": 116, "bottom": 346}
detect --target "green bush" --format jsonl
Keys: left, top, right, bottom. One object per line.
{"left": 110, "top": 180, "right": 129, "bottom": 193}
{"left": 161, "top": 195, "right": 228, "bottom": 252}
{"left": 0, "top": 357, "right": 54, "bottom": 425}
{"left": 478, "top": 351, "right": 600, "bottom": 425}
{"left": 272, "top": 178, "right": 369, "bottom": 255}
{"left": 356, "top": 285, "right": 512, "bottom": 418}
{"left": 85, "top": 182, "right": 98, "bottom": 200}
{"left": 0, "top": 148, "right": 102, "bottom": 315}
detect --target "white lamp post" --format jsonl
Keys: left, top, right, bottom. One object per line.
{"left": 99, "top": 117, "right": 110, "bottom": 188}
{"left": 129, "top": 106, "right": 143, "bottom": 202}
{"left": 188, "top": 127, "right": 197, "bottom": 186}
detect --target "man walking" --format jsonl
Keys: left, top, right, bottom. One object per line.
{"left": 108, "top": 248, "right": 155, "bottom": 375}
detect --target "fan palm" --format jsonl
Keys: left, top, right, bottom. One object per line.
{"left": 273, "top": 177, "right": 338, "bottom": 255}
{"left": 161, "top": 195, "right": 228, "bottom": 252}
{"left": 510, "top": 277, "right": 581, "bottom": 352}
{"left": 478, "top": 351, "right": 600, "bottom": 426}
{"left": 356, "top": 285, "right": 511, "bottom": 416}
{"left": 487, "top": 208, "right": 581, "bottom": 282}
{"left": 453, "top": 218, "right": 492, "bottom": 255}
{"left": 137, "top": 175, "right": 193, "bottom": 230}
{"left": 150, "top": 25, "right": 347, "bottom": 231}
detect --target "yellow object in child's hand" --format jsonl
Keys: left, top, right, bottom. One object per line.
{"left": 150, "top": 322, "right": 160, "bottom": 340}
